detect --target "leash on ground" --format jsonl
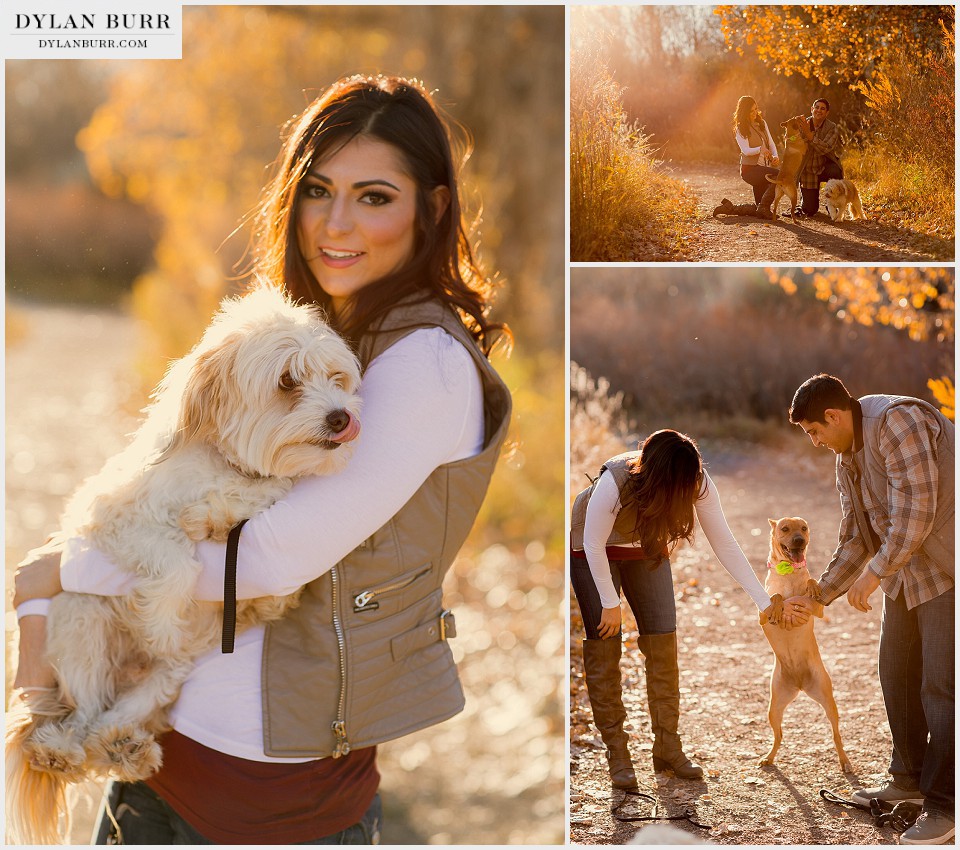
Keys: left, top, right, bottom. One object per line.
{"left": 820, "top": 788, "right": 922, "bottom": 833}
{"left": 611, "top": 788, "right": 711, "bottom": 830}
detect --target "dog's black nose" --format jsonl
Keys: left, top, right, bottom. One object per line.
{"left": 326, "top": 409, "right": 350, "bottom": 434}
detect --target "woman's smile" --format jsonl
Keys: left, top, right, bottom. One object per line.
{"left": 297, "top": 136, "right": 418, "bottom": 315}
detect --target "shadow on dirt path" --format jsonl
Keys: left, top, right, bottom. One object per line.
{"left": 665, "top": 161, "right": 954, "bottom": 263}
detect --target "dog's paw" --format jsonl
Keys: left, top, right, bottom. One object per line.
{"left": 86, "top": 725, "right": 163, "bottom": 781}
{"left": 758, "top": 754, "right": 776, "bottom": 767}
{"left": 178, "top": 502, "right": 229, "bottom": 542}
{"left": 24, "top": 727, "right": 86, "bottom": 779}
{"left": 760, "top": 594, "right": 784, "bottom": 625}
{"left": 804, "top": 579, "right": 823, "bottom": 603}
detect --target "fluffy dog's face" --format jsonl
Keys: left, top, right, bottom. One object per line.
{"left": 768, "top": 516, "right": 810, "bottom": 564}
{"left": 822, "top": 180, "right": 849, "bottom": 220}
{"left": 165, "top": 287, "right": 362, "bottom": 479}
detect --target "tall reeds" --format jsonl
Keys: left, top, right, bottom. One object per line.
{"left": 569, "top": 34, "right": 697, "bottom": 261}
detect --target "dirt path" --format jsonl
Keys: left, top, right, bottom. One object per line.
{"left": 570, "top": 441, "right": 902, "bottom": 846}
{"left": 665, "top": 161, "right": 954, "bottom": 263}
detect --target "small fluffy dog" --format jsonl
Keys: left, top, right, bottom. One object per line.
{"left": 6, "top": 285, "right": 362, "bottom": 844}
{"left": 757, "top": 517, "right": 852, "bottom": 773}
{"left": 822, "top": 178, "right": 866, "bottom": 222}
{"left": 764, "top": 117, "right": 809, "bottom": 223}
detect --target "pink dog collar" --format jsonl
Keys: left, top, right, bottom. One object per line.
{"left": 768, "top": 559, "right": 806, "bottom": 575}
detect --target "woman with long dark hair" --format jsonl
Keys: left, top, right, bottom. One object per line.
{"left": 713, "top": 95, "right": 781, "bottom": 218}
{"left": 570, "top": 430, "right": 778, "bottom": 787}
{"left": 13, "top": 74, "right": 512, "bottom": 844}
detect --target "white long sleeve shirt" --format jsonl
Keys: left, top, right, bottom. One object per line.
{"left": 60, "top": 327, "right": 485, "bottom": 760}
{"left": 735, "top": 123, "right": 778, "bottom": 163}
{"left": 583, "top": 470, "right": 771, "bottom": 611}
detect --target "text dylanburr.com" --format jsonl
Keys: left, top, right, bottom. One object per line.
{"left": 4, "top": 7, "right": 183, "bottom": 59}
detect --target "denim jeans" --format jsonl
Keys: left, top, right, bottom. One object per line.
{"left": 879, "top": 587, "right": 954, "bottom": 817}
{"left": 570, "top": 556, "right": 675, "bottom": 639}
{"left": 93, "top": 781, "right": 383, "bottom": 844}
{"left": 739, "top": 164, "right": 779, "bottom": 205}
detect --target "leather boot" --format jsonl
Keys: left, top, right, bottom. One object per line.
{"left": 755, "top": 184, "right": 776, "bottom": 220}
{"left": 582, "top": 638, "right": 638, "bottom": 790}
{"left": 713, "top": 198, "right": 761, "bottom": 217}
{"left": 637, "top": 632, "right": 704, "bottom": 780}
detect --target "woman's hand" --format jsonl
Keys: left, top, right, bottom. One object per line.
{"left": 13, "top": 542, "right": 64, "bottom": 608}
{"left": 596, "top": 605, "right": 621, "bottom": 640}
{"left": 781, "top": 595, "right": 815, "bottom": 627}
{"left": 771, "top": 156, "right": 780, "bottom": 167}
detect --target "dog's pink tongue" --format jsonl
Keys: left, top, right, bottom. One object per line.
{"left": 330, "top": 412, "right": 361, "bottom": 444}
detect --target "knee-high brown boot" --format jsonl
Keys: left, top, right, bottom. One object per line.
{"left": 636, "top": 632, "right": 704, "bottom": 780}
{"left": 755, "top": 183, "right": 777, "bottom": 219}
{"left": 582, "top": 638, "right": 638, "bottom": 789}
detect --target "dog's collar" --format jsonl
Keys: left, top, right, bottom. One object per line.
{"left": 768, "top": 558, "right": 806, "bottom": 575}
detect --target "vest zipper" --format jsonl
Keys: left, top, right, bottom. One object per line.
{"left": 330, "top": 566, "right": 351, "bottom": 758}
{"left": 353, "top": 567, "right": 430, "bottom": 611}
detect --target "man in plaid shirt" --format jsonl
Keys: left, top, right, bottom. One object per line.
{"left": 795, "top": 99, "right": 844, "bottom": 217}
{"left": 786, "top": 374, "right": 954, "bottom": 845}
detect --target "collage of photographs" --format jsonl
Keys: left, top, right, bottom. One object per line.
{"left": 2, "top": 3, "right": 954, "bottom": 847}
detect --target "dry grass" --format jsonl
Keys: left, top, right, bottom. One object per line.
{"left": 569, "top": 37, "right": 698, "bottom": 262}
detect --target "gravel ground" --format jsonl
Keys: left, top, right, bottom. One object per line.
{"left": 667, "top": 161, "right": 954, "bottom": 263}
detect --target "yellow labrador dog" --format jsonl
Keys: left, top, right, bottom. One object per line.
{"left": 764, "top": 117, "right": 809, "bottom": 223}
{"left": 758, "top": 517, "right": 852, "bottom": 772}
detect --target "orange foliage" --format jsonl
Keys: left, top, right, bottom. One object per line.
{"left": 767, "top": 267, "right": 954, "bottom": 344}
{"left": 715, "top": 5, "right": 951, "bottom": 87}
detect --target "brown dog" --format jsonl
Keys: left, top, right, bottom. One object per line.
{"left": 764, "top": 118, "right": 809, "bottom": 222}
{"left": 758, "top": 517, "right": 852, "bottom": 772}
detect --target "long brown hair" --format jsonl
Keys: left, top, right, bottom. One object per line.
{"left": 733, "top": 95, "right": 767, "bottom": 139}
{"left": 623, "top": 430, "right": 705, "bottom": 555}
{"left": 251, "top": 74, "right": 507, "bottom": 355}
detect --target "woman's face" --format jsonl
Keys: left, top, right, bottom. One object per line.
{"left": 749, "top": 103, "right": 759, "bottom": 121}
{"left": 296, "top": 136, "right": 419, "bottom": 316}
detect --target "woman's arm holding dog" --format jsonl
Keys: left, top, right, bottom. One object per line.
{"left": 58, "top": 330, "right": 482, "bottom": 600}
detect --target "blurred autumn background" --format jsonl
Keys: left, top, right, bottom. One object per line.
{"left": 570, "top": 5, "right": 955, "bottom": 261}
{"left": 569, "top": 268, "right": 954, "bottom": 844}
{"left": 5, "top": 6, "right": 564, "bottom": 844}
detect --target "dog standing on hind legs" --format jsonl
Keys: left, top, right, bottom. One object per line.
{"left": 6, "top": 285, "right": 363, "bottom": 845}
{"left": 758, "top": 517, "right": 852, "bottom": 773}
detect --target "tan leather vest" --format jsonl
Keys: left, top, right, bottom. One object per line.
{"left": 260, "top": 298, "right": 512, "bottom": 758}
{"left": 570, "top": 452, "right": 641, "bottom": 550}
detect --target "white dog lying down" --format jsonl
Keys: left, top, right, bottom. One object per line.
{"left": 6, "top": 285, "right": 362, "bottom": 844}
{"left": 821, "top": 178, "right": 866, "bottom": 222}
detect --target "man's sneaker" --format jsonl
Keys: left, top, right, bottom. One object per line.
{"left": 899, "top": 812, "right": 955, "bottom": 845}
{"left": 851, "top": 781, "right": 924, "bottom": 807}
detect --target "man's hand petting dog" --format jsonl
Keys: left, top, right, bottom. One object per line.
{"left": 846, "top": 569, "right": 881, "bottom": 612}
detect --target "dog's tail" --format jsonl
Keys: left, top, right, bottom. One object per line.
{"left": 5, "top": 697, "right": 72, "bottom": 845}
{"left": 764, "top": 173, "right": 780, "bottom": 184}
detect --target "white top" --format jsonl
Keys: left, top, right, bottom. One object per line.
{"left": 582, "top": 470, "right": 771, "bottom": 611}
{"left": 60, "top": 327, "right": 485, "bottom": 761}
{"left": 735, "top": 123, "right": 779, "bottom": 162}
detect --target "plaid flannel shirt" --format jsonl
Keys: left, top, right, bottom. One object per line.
{"left": 819, "top": 401, "right": 952, "bottom": 610}
{"left": 799, "top": 117, "right": 841, "bottom": 189}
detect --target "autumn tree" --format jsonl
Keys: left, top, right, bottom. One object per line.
{"left": 715, "top": 5, "right": 951, "bottom": 87}
{"left": 768, "top": 267, "right": 955, "bottom": 418}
